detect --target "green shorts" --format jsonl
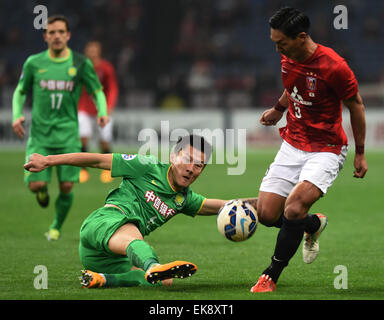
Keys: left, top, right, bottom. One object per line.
{"left": 78, "top": 206, "right": 145, "bottom": 274}
{"left": 24, "top": 140, "right": 81, "bottom": 184}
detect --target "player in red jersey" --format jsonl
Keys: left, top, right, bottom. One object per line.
{"left": 251, "top": 7, "right": 368, "bottom": 293}
{"left": 78, "top": 40, "right": 119, "bottom": 183}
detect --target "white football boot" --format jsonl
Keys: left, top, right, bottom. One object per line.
{"left": 302, "top": 213, "right": 328, "bottom": 264}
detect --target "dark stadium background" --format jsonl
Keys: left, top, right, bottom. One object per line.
{"left": 1, "top": 0, "right": 384, "bottom": 111}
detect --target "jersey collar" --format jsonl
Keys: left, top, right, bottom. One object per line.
{"left": 47, "top": 48, "right": 72, "bottom": 63}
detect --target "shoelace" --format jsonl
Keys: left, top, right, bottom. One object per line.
{"left": 258, "top": 274, "right": 272, "bottom": 287}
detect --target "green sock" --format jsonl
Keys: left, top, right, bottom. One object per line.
{"left": 104, "top": 270, "right": 161, "bottom": 287}
{"left": 126, "top": 239, "right": 159, "bottom": 271}
{"left": 50, "top": 192, "right": 73, "bottom": 231}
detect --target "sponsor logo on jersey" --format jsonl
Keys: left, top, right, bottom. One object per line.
{"left": 39, "top": 79, "right": 74, "bottom": 91}
{"left": 144, "top": 190, "right": 176, "bottom": 219}
{"left": 121, "top": 154, "right": 137, "bottom": 161}
{"left": 38, "top": 69, "right": 48, "bottom": 74}
{"left": 290, "top": 86, "right": 312, "bottom": 106}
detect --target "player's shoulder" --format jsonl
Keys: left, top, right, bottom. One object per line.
{"left": 116, "top": 153, "right": 159, "bottom": 166}
{"left": 100, "top": 59, "right": 114, "bottom": 67}
{"left": 71, "top": 50, "right": 89, "bottom": 65}
{"left": 99, "top": 59, "right": 116, "bottom": 72}
{"left": 24, "top": 50, "right": 48, "bottom": 66}
{"left": 316, "top": 44, "right": 345, "bottom": 64}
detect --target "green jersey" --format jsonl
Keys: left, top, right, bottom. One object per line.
{"left": 17, "top": 49, "right": 105, "bottom": 147}
{"left": 106, "top": 153, "right": 206, "bottom": 236}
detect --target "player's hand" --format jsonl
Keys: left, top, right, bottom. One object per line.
{"left": 260, "top": 108, "right": 283, "bottom": 126}
{"left": 353, "top": 153, "right": 368, "bottom": 178}
{"left": 97, "top": 115, "right": 109, "bottom": 128}
{"left": 24, "top": 153, "right": 48, "bottom": 172}
{"left": 12, "top": 116, "right": 25, "bottom": 139}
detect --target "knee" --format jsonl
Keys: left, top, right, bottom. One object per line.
{"left": 257, "top": 203, "right": 282, "bottom": 227}
{"left": 284, "top": 196, "right": 307, "bottom": 220}
{"left": 59, "top": 182, "right": 74, "bottom": 194}
{"left": 29, "top": 181, "right": 46, "bottom": 193}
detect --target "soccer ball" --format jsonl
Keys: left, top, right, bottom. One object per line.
{"left": 217, "top": 199, "right": 258, "bottom": 242}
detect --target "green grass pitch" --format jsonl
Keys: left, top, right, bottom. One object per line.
{"left": 0, "top": 149, "right": 383, "bottom": 300}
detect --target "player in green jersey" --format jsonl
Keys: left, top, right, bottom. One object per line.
{"left": 12, "top": 15, "right": 108, "bottom": 241}
{"left": 24, "top": 135, "right": 256, "bottom": 288}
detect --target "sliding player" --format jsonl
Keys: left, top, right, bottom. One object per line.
{"left": 25, "top": 135, "right": 247, "bottom": 288}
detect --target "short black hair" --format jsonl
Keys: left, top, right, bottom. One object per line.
{"left": 173, "top": 134, "right": 212, "bottom": 164}
{"left": 269, "top": 7, "right": 310, "bottom": 39}
{"left": 44, "top": 15, "right": 70, "bottom": 32}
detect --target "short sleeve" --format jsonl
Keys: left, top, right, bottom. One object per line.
{"left": 82, "top": 58, "right": 103, "bottom": 95}
{"left": 181, "top": 189, "right": 206, "bottom": 217}
{"left": 328, "top": 60, "right": 358, "bottom": 101}
{"left": 111, "top": 153, "right": 156, "bottom": 178}
{"left": 18, "top": 57, "right": 34, "bottom": 94}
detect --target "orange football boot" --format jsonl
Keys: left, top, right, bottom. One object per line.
{"left": 145, "top": 261, "right": 197, "bottom": 284}
{"left": 80, "top": 270, "right": 106, "bottom": 288}
{"left": 250, "top": 274, "right": 276, "bottom": 293}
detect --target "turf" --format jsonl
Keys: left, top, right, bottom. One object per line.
{"left": 0, "top": 149, "right": 383, "bottom": 300}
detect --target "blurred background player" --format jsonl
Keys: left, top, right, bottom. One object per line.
{"left": 251, "top": 7, "right": 368, "bottom": 293}
{"left": 78, "top": 40, "right": 119, "bottom": 184}
{"left": 12, "top": 15, "right": 108, "bottom": 241}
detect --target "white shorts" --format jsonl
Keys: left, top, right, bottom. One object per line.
{"left": 259, "top": 140, "right": 348, "bottom": 197}
{"left": 78, "top": 111, "right": 114, "bottom": 142}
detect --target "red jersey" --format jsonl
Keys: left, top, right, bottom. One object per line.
{"left": 78, "top": 59, "right": 119, "bottom": 115}
{"left": 279, "top": 44, "right": 358, "bottom": 154}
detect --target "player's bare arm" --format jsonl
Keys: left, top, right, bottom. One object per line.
{"left": 343, "top": 93, "right": 368, "bottom": 178}
{"left": 24, "top": 153, "right": 112, "bottom": 172}
{"left": 198, "top": 197, "right": 258, "bottom": 216}
{"left": 260, "top": 90, "right": 289, "bottom": 126}
{"left": 197, "top": 199, "right": 228, "bottom": 216}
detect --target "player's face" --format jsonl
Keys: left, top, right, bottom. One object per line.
{"left": 85, "top": 42, "right": 101, "bottom": 62}
{"left": 270, "top": 28, "right": 305, "bottom": 60}
{"left": 169, "top": 146, "right": 205, "bottom": 190}
{"left": 44, "top": 21, "right": 71, "bottom": 53}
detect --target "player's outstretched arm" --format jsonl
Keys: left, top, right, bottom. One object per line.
{"left": 24, "top": 153, "right": 112, "bottom": 172}
{"left": 197, "top": 199, "right": 228, "bottom": 216}
{"left": 197, "top": 197, "right": 258, "bottom": 216}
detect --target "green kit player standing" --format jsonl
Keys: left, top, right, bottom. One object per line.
{"left": 12, "top": 15, "right": 108, "bottom": 241}
{"left": 24, "top": 135, "right": 256, "bottom": 287}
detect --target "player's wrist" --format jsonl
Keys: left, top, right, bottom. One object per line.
{"left": 355, "top": 144, "right": 365, "bottom": 155}
{"left": 45, "top": 155, "right": 54, "bottom": 167}
{"left": 273, "top": 101, "right": 287, "bottom": 113}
